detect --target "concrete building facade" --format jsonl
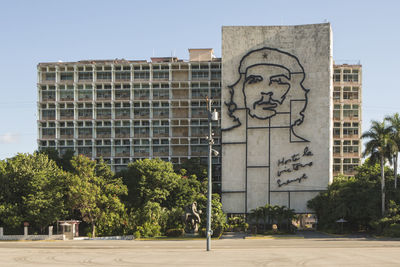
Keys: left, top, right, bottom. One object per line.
{"left": 220, "top": 24, "right": 333, "bottom": 214}
{"left": 332, "top": 63, "right": 362, "bottom": 176}
{"left": 37, "top": 49, "right": 222, "bottom": 189}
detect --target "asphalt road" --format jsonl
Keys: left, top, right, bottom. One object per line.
{"left": 1, "top": 236, "right": 400, "bottom": 266}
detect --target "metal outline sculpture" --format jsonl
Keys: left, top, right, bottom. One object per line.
{"left": 221, "top": 47, "right": 313, "bottom": 213}
{"left": 222, "top": 47, "right": 309, "bottom": 143}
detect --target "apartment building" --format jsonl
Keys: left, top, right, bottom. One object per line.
{"left": 37, "top": 49, "right": 222, "bottom": 188}
{"left": 332, "top": 64, "right": 362, "bottom": 176}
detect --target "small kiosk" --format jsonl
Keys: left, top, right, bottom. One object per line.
{"left": 58, "top": 220, "right": 81, "bottom": 240}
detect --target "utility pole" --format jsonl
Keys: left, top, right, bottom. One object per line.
{"left": 206, "top": 96, "right": 218, "bottom": 251}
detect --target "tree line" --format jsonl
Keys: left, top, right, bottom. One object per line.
{"left": 308, "top": 113, "right": 400, "bottom": 236}
{"left": 0, "top": 151, "right": 226, "bottom": 238}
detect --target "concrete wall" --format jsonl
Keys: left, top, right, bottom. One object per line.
{"left": 189, "top": 49, "right": 214, "bottom": 62}
{"left": 0, "top": 227, "right": 65, "bottom": 240}
{"left": 221, "top": 24, "right": 333, "bottom": 214}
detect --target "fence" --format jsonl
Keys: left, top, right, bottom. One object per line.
{"left": 0, "top": 226, "right": 65, "bottom": 241}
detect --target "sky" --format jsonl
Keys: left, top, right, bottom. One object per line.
{"left": 0, "top": 0, "right": 399, "bottom": 160}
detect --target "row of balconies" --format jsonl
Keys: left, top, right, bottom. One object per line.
{"left": 38, "top": 143, "right": 221, "bottom": 158}
{"left": 40, "top": 126, "right": 220, "bottom": 139}
{"left": 39, "top": 108, "right": 220, "bottom": 121}
{"left": 39, "top": 89, "right": 221, "bottom": 102}
{"left": 39, "top": 69, "right": 221, "bottom": 84}
{"left": 39, "top": 62, "right": 221, "bottom": 73}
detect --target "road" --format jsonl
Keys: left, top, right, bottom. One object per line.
{"left": 0, "top": 236, "right": 400, "bottom": 266}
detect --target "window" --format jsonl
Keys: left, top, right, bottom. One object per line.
{"left": 192, "top": 88, "right": 208, "bottom": 98}
{"left": 96, "top": 109, "right": 111, "bottom": 118}
{"left": 333, "top": 105, "right": 340, "bottom": 119}
{"left": 153, "top": 126, "right": 169, "bottom": 136}
{"left": 78, "top": 91, "right": 92, "bottom": 100}
{"left": 59, "top": 109, "right": 74, "bottom": 119}
{"left": 211, "top": 70, "right": 221, "bottom": 80}
{"left": 115, "top": 72, "right": 131, "bottom": 81}
{"left": 97, "top": 72, "right": 112, "bottom": 80}
{"left": 60, "top": 72, "right": 74, "bottom": 81}
{"left": 333, "top": 69, "right": 340, "bottom": 82}
{"left": 96, "top": 90, "right": 111, "bottom": 100}
{"left": 343, "top": 69, "right": 359, "bottom": 82}
{"left": 192, "top": 70, "right": 209, "bottom": 79}
{"left": 134, "top": 89, "right": 149, "bottom": 99}
{"left": 60, "top": 90, "right": 74, "bottom": 101}
{"left": 153, "top": 146, "right": 169, "bottom": 153}
{"left": 78, "top": 128, "right": 92, "bottom": 137}
{"left": 78, "top": 72, "right": 93, "bottom": 81}
{"left": 60, "top": 128, "right": 74, "bottom": 137}
{"left": 42, "top": 128, "right": 55, "bottom": 136}
{"left": 153, "top": 89, "right": 169, "bottom": 99}
{"left": 45, "top": 73, "right": 56, "bottom": 81}
{"left": 134, "top": 70, "right": 150, "bottom": 80}
{"left": 115, "top": 127, "right": 130, "bottom": 137}
{"left": 96, "top": 128, "right": 111, "bottom": 137}
{"left": 153, "top": 70, "right": 169, "bottom": 80}
{"left": 42, "top": 91, "right": 55, "bottom": 101}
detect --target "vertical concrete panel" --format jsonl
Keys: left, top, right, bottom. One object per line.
{"left": 247, "top": 168, "right": 269, "bottom": 210}
{"left": 221, "top": 144, "right": 246, "bottom": 191}
{"left": 222, "top": 193, "right": 246, "bottom": 213}
{"left": 221, "top": 24, "right": 332, "bottom": 214}
{"left": 247, "top": 128, "right": 269, "bottom": 166}
{"left": 270, "top": 192, "right": 289, "bottom": 208}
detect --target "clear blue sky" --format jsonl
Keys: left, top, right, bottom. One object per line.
{"left": 0, "top": 0, "right": 399, "bottom": 159}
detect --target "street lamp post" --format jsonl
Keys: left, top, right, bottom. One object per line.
{"left": 206, "top": 96, "right": 218, "bottom": 251}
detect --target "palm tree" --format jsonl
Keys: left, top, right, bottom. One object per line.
{"left": 362, "top": 120, "right": 395, "bottom": 216}
{"left": 249, "top": 207, "right": 263, "bottom": 232}
{"left": 385, "top": 113, "right": 400, "bottom": 189}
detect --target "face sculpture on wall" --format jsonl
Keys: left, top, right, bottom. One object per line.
{"left": 223, "top": 47, "right": 309, "bottom": 142}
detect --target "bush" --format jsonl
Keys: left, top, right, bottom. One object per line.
{"left": 133, "top": 231, "right": 141, "bottom": 239}
{"left": 165, "top": 228, "right": 185, "bottom": 237}
{"left": 136, "top": 221, "right": 161, "bottom": 238}
{"left": 383, "top": 224, "right": 400, "bottom": 237}
{"left": 227, "top": 216, "right": 248, "bottom": 232}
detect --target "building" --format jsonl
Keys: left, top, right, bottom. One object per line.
{"left": 332, "top": 63, "right": 362, "bottom": 176}
{"left": 37, "top": 49, "right": 362, "bottom": 196}
{"left": 220, "top": 24, "right": 333, "bottom": 213}
{"left": 37, "top": 49, "right": 222, "bottom": 190}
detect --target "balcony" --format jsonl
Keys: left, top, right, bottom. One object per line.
{"left": 78, "top": 133, "right": 92, "bottom": 139}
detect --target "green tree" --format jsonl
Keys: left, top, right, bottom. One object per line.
{"left": 198, "top": 193, "right": 226, "bottom": 237}
{"left": 0, "top": 153, "right": 67, "bottom": 233}
{"left": 39, "top": 148, "right": 75, "bottom": 172}
{"left": 385, "top": 113, "right": 400, "bottom": 188}
{"left": 249, "top": 206, "right": 264, "bottom": 231}
{"left": 362, "top": 120, "right": 395, "bottom": 215}
{"left": 174, "top": 158, "right": 207, "bottom": 181}
{"left": 67, "top": 155, "right": 127, "bottom": 237}
{"left": 119, "top": 158, "right": 225, "bottom": 237}
{"left": 119, "top": 158, "right": 181, "bottom": 210}
{"left": 308, "top": 163, "right": 385, "bottom": 232}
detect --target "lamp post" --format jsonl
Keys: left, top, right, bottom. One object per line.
{"left": 206, "top": 96, "right": 218, "bottom": 251}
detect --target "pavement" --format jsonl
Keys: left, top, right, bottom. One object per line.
{"left": 1, "top": 233, "right": 400, "bottom": 266}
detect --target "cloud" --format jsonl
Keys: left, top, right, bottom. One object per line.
{"left": 0, "top": 133, "right": 20, "bottom": 144}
